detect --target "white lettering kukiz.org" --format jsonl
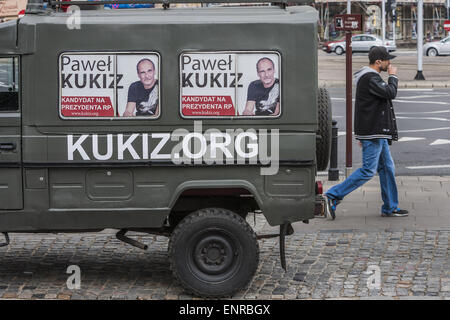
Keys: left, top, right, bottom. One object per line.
{"left": 67, "top": 121, "right": 280, "bottom": 175}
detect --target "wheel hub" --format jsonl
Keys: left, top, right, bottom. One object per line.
{"left": 194, "top": 235, "right": 235, "bottom": 275}
{"left": 202, "top": 243, "right": 226, "bottom": 265}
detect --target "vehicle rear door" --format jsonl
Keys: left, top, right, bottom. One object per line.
{"left": 0, "top": 56, "right": 23, "bottom": 209}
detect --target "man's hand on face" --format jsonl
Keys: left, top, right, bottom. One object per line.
{"left": 388, "top": 64, "right": 397, "bottom": 76}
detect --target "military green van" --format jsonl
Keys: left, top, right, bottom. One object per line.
{"left": 0, "top": 0, "right": 331, "bottom": 297}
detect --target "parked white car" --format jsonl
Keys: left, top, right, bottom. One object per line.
{"left": 326, "top": 34, "right": 396, "bottom": 55}
{"left": 423, "top": 36, "right": 450, "bottom": 56}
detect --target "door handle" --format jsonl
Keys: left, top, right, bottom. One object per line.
{"left": 0, "top": 143, "right": 16, "bottom": 151}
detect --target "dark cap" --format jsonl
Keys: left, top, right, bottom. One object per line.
{"left": 368, "top": 46, "right": 396, "bottom": 63}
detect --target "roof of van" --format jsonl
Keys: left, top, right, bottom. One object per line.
{"left": 40, "top": 5, "right": 317, "bottom": 22}
{"left": 0, "top": 5, "right": 318, "bottom": 53}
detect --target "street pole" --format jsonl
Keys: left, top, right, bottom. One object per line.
{"left": 393, "top": 18, "right": 396, "bottom": 43}
{"left": 392, "top": 7, "right": 396, "bottom": 44}
{"left": 345, "top": 0, "right": 352, "bottom": 177}
{"left": 448, "top": 0, "right": 450, "bottom": 19}
{"left": 415, "top": 0, "right": 425, "bottom": 80}
{"left": 448, "top": 0, "right": 450, "bottom": 36}
{"left": 382, "top": 0, "right": 386, "bottom": 45}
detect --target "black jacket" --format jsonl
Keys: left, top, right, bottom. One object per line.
{"left": 354, "top": 70, "right": 398, "bottom": 142}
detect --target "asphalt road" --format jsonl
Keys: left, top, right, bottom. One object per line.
{"left": 328, "top": 87, "right": 450, "bottom": 176}
{"left": 319, "top": 48, "right": 450, "bottom": 82}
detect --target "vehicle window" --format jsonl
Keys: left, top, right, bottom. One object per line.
{"left": 0, "top": 57, "right": 19, "bottom": 112}
{"left": 352, "top": 36, "right": 361, "bottom": 41}
{"left": 59, "top": 52, "right": 160, "bottom": 119}
{"left": 180, "top": 51, "right": 281, "bottom": 118}
{"left": 444, "top": 38, "right": 450, "bottom": 43}
{"left": 367, "top": 36, "right": 376, "bottom": 41}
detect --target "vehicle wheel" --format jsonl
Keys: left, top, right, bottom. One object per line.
{"left": 335, "top": 46, "right": 344, "bottom": 55}
{"left": 427, "top": 48, "right": 438, "bottom": 57}
{"left": 316, "top": 87, "right": 332, "bottom": 171}
{"left": 169, "top": 208, "right": 259, "bottom": 297}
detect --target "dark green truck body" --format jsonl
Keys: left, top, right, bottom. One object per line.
{"left": 0, "top": 5, "right": 319, "bottom": 233}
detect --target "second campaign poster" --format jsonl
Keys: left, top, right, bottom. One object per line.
{"left": 180, "top": 52, "right": 281, "bottom": 118}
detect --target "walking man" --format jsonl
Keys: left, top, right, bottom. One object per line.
{"left": 325, "top": 46, "right": 408, "bottom": 219}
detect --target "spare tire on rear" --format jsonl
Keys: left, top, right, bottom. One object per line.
{"left": 316, "top": 87, "right": 332, "bottom": 171}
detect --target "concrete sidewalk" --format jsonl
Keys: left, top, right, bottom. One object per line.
{"left": 291, "top": 175, "right": 450, "bottom": 233}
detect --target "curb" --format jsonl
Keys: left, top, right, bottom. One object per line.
{"left": 319, "top": 80, "right": 450, "bottom": 88}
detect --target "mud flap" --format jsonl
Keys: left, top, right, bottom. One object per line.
{"left": 279, "top": 223, "right": 294, "bottom": 271}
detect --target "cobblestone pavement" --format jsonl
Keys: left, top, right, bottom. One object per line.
{"left": 0, "top": 216, "right": 448, "bottom": 300}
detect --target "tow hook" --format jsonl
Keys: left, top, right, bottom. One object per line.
{"left": 116, "top": 229, "right": 148, "bottom": 250}
{"left": 0, "top": 232, "right": 10, "bottom": 247}
{"left": 279, "top": 222, "right": 294, "bottom": 271}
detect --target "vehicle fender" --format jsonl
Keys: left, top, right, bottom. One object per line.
{"left": 168, "top": 180, "right": 263, "bottom": 209}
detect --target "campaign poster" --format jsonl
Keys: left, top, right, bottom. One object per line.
{"left": 117, "top": 54, "right": 160, "bottom": 118}
{"left": 59, "top": 52, "right": 160, "bottom": 119}
{"left": 180, "top": 52, "right": 281, "bottom": 118}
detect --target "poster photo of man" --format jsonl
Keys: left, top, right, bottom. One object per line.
{"left": 242, "top": 56, "right": 280, "bottom": 116}
{"left": 118, "top": 54, "right": 160, "bottom": 118}
{"left": 234, "top": 53, "right": 280, "bottom": 117}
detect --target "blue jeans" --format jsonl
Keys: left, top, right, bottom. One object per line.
{"left": 325, "top": 138, "right": 399, "bottom": 214}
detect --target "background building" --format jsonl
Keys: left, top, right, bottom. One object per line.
{"left": 2, "top": 0, "right": 448, "bottom": 45}
{"left": 0, "top": 0, "right": 27, "bottom": 21}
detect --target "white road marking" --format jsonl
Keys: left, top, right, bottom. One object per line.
{"left": 398, "top": 94, "right": 450, "bottom": 99}
{"left": 331, "top": 97, "right": 449, "bottom": 106}
{"left": 331, "top": 97, "right": 351, "bottom": 101}
{"left": 393, "top": 99, "right": 450, "bottom": 105}
{"left": 430, "top": 139, "right": 450, "bottom": 145}
{"left": 339, "top": 127, "right": 450, "bottom": 134}
{"left": 398, "top": 88, "right": 433, "bottom": 91}
{"left": 396, "top": 110, "right": 450, "bottom": 115}
{"left": 395, "top": 51, "right": 418, "bottom": 55}
{"left": 396, "top": 116, "right": 449, "bottom": 122}
{"left": 406, "top": 164, "right": 450, "bottom": 169}
{"left": 399, "top": 126, "right": 450, "bottom": 133}
{"left": 397, "top": 137, "right": 426, "bottom": 142}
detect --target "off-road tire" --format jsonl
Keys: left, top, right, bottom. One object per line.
{"left": 168, "top": 208, "right": 259, "bottom": 297}
{"left": 316, "top": 87, "right": 332, "bottom": 171}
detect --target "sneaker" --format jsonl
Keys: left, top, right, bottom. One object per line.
{"left": 381, "top": 208, "right": 409, "bottom": 217}
{"left": 325, "top": 195, "right": 340, "bottom": 220}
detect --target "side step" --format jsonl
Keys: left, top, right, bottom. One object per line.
{"left": 0, "top": 232, "right": 10, "bottom": 247}
{"left": 116, "top": 229, "right": 148, "bottom": 250}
